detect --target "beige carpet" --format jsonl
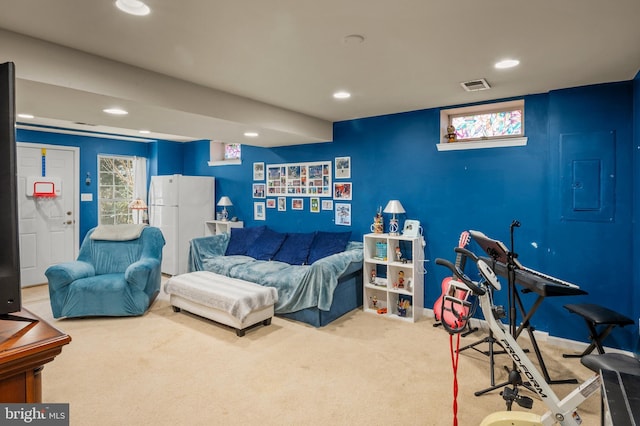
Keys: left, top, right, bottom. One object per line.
{"left": 22, "top": 283, "right": 600, "bottom": 425}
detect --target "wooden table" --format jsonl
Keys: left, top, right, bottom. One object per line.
{"left": 0, "top": 308, "right": 71, "bottom": 402}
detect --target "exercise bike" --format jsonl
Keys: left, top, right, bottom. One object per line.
{"left": 435, "top": 248, "right": 601, "bottom": 426}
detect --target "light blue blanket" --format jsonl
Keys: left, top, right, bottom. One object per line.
{"left": 188, "top": 234, "right": 363, "bottom": 313}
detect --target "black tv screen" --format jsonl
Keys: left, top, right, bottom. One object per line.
{"left": 0, "top": 61, "right": 22, "bottom": 315}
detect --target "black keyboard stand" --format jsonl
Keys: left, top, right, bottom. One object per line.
{"left": 470, "top": 222, "right": 538, "bottom": 397}
{"left": 514, "top": 289, "right": 578, "bottom": 385}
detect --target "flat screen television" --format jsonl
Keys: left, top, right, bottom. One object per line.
{"left": 0, "top": 61, "right": 23, "bottom": 317}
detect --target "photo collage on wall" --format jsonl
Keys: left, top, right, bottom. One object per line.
{"left": 266, "top": 161, "right": 332, "bottom": 196}
{"left": 252, "top": 157, "right": 352, "bottom": 225}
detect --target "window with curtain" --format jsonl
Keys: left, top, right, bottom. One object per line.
{"left": 98, "top": 155, "right": 147, "bottom": 224}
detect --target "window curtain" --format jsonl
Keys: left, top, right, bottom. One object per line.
{"left": 132, "top": 156, "right": 147, "bottom": 224}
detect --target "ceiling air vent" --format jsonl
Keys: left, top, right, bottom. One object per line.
{"left": 460, "top": 78, "right": 491, "bottom": 92}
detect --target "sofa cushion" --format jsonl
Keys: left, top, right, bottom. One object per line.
{"left": 273, "top": 232, "right": 316, "bottom": 265}
{"left": 307, "top": 231, "right": 352, "bottom": 264}
{"left": 225, "top": 226, "right": 266, "bottom": 256}
{"left": 245, "top": 228, "right": 287, "bottom": 261}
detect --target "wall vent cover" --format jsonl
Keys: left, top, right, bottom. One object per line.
{"left": 460, "top": 78, "right": 491, "bottom": 92}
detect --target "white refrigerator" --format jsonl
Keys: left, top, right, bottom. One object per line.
{"left": 149, "top": 174, "right": 215, "bottom": 275}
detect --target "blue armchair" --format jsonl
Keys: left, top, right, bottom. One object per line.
{"left": 45, "top": 225, "right": 165, "bottom": 318}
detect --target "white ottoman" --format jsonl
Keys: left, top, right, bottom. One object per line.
{"left": 164, "top": 271, "right": 278, "bottom": 336}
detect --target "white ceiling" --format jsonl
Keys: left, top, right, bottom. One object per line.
{"left": 1, "top": 0, "right": 639, "bottom": 147}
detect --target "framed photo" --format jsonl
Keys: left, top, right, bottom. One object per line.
{"left": 321, "top": 199, "right": 333, "bottom": 211}
{"left": 292, "top": 198, "right": 304, "bottom": 210}
{"left": 310, "top": 197, "right": 320, "bottom": 213}
{"left": 277, "top": 197, "right": 286, "bottom": 211}
{"left": 333, "top": 182, "right": 352, "bottom": 200}
{"left": 253, "top": 162, "right": 265, "bottom": 181}
{"left": 253, "top": 183, "right": 266, "bottom": 198}
{"left": 254, "top": 202, "right": 266, "bottom": 220}
{"left": 335, "top": 203, "right": 351, "bottom": 226}
{"left": 266, "top": 199, "right": 276, "bottom": 209}
{"left": 335, "top": 156, "right": 351, "bottom": 179}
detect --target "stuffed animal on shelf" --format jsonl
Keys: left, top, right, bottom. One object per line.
{"left": 371, "top": 206, "right": 384, "bottom": 234}
{"left": 445, "top": 125, "right": 457, "bottom": 142}
{"left": 370, "top": 295, "right": 378, "bottom": 309}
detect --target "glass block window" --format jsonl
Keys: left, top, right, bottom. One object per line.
{"left": 224, "top": 143, "right": 241, "bottom": 160}
{"left": 451, "top": 108, "right": 522, "bottom": 141}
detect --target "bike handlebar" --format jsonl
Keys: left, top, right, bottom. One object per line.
{"left": 434, "top": 258, "right": 486, "bottom": 296}
{"left": 454, "top": 246, "right": 479, "bottom": 262}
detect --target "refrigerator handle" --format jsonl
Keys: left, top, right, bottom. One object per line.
{"left": 148, "top": 179, "right": 156, "bottom": 224}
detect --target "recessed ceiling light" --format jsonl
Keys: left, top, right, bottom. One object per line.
{"left": 103, "top": 108, "right": 128, "bottom": 115}
{"left": 139, "top": 130, "right": 151, "bottom": 134}
{"left": 244, "top": 131, "right": 259, "bottom": 138}
{"left": 18, "top": 113, "right": 34, "bottom": 119}
{"left": 495, "top": 59, "right": 520, "bottom": 69}
{"left": 333, "top": 91, "right": 351, "bottom": 99}
{"left": 115, "top": 0, "right": 150, "bottom": 16}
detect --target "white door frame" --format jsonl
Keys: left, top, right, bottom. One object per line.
{"left": 17, "top": 142, "right": 81, "bottom": 259}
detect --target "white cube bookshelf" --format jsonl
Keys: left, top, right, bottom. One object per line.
{"left": 363, "top": 233, "right": 424, "bottom": 322}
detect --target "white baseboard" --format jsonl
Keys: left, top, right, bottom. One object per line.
{"left": 423, "top": 308, "right": 635, "bottom": 357}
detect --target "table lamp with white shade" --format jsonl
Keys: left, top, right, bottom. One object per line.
{"left": 383, "top": 200, "right": 405, "bottom": 235}
{"left": 128, "top": 198, "right": 148, "bottom": 224}
{"left": 217, "top": 196, "right": 233, "bottom": 221}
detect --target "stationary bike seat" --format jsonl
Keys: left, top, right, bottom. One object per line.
{"left": 480, "top": 411, "right": 542, "bottom": 426}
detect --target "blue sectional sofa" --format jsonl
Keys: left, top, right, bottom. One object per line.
{"left": 187, "top": 226, "right": 363, "bottom": 327}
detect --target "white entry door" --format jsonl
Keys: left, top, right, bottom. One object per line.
{"left": 17, "top": 143, "right": 79, "bottom": 287}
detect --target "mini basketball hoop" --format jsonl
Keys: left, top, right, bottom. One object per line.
{"left": 33, "top": 181, "right": 57, "bottom": 198}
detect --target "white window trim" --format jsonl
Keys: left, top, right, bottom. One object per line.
{"left": 436, "top": 136, "right": 528, "bottom": 151}
{"left": 208, "top": 159, "right": 242, "bottom": 166}
{"left": 437, "top": 99, "right": 528, "bottom": 151}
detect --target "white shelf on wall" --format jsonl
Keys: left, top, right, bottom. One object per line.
{"left": 204, "top": 220, "right": 244, "bottom": 236}
{"left": 436, "top": 137, "right": 528, "bottom": 151}
{"left": 208, "top": 159, "right": 241, "bottom": 166}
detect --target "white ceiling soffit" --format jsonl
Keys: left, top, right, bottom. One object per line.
{"left": 3, "top": 29, "right": 332, "bottom": 146}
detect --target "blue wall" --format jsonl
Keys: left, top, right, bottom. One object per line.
{"left": 18, "top": 78, "right": 640, "bottom": 350}
{"left": 16, "top": 130, "right": 196, "bottom": 242}
{"left": 633, "top": 71, "right": 640, "bottom": 347}
{"left": 16, "top": 130, "right": 172, "bottom": 240}
{"left": 185, "top": 81, "right": 638, "bottom": 350}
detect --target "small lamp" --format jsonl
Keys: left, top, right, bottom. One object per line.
{"left": 217, "top": 196, "right": 233, "bottom": 221}
{"left": 383, "top": 200, "right": 405, "bottom": 235}
{"left": 128, "top": 198, "right": 148, "bottom": 224}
